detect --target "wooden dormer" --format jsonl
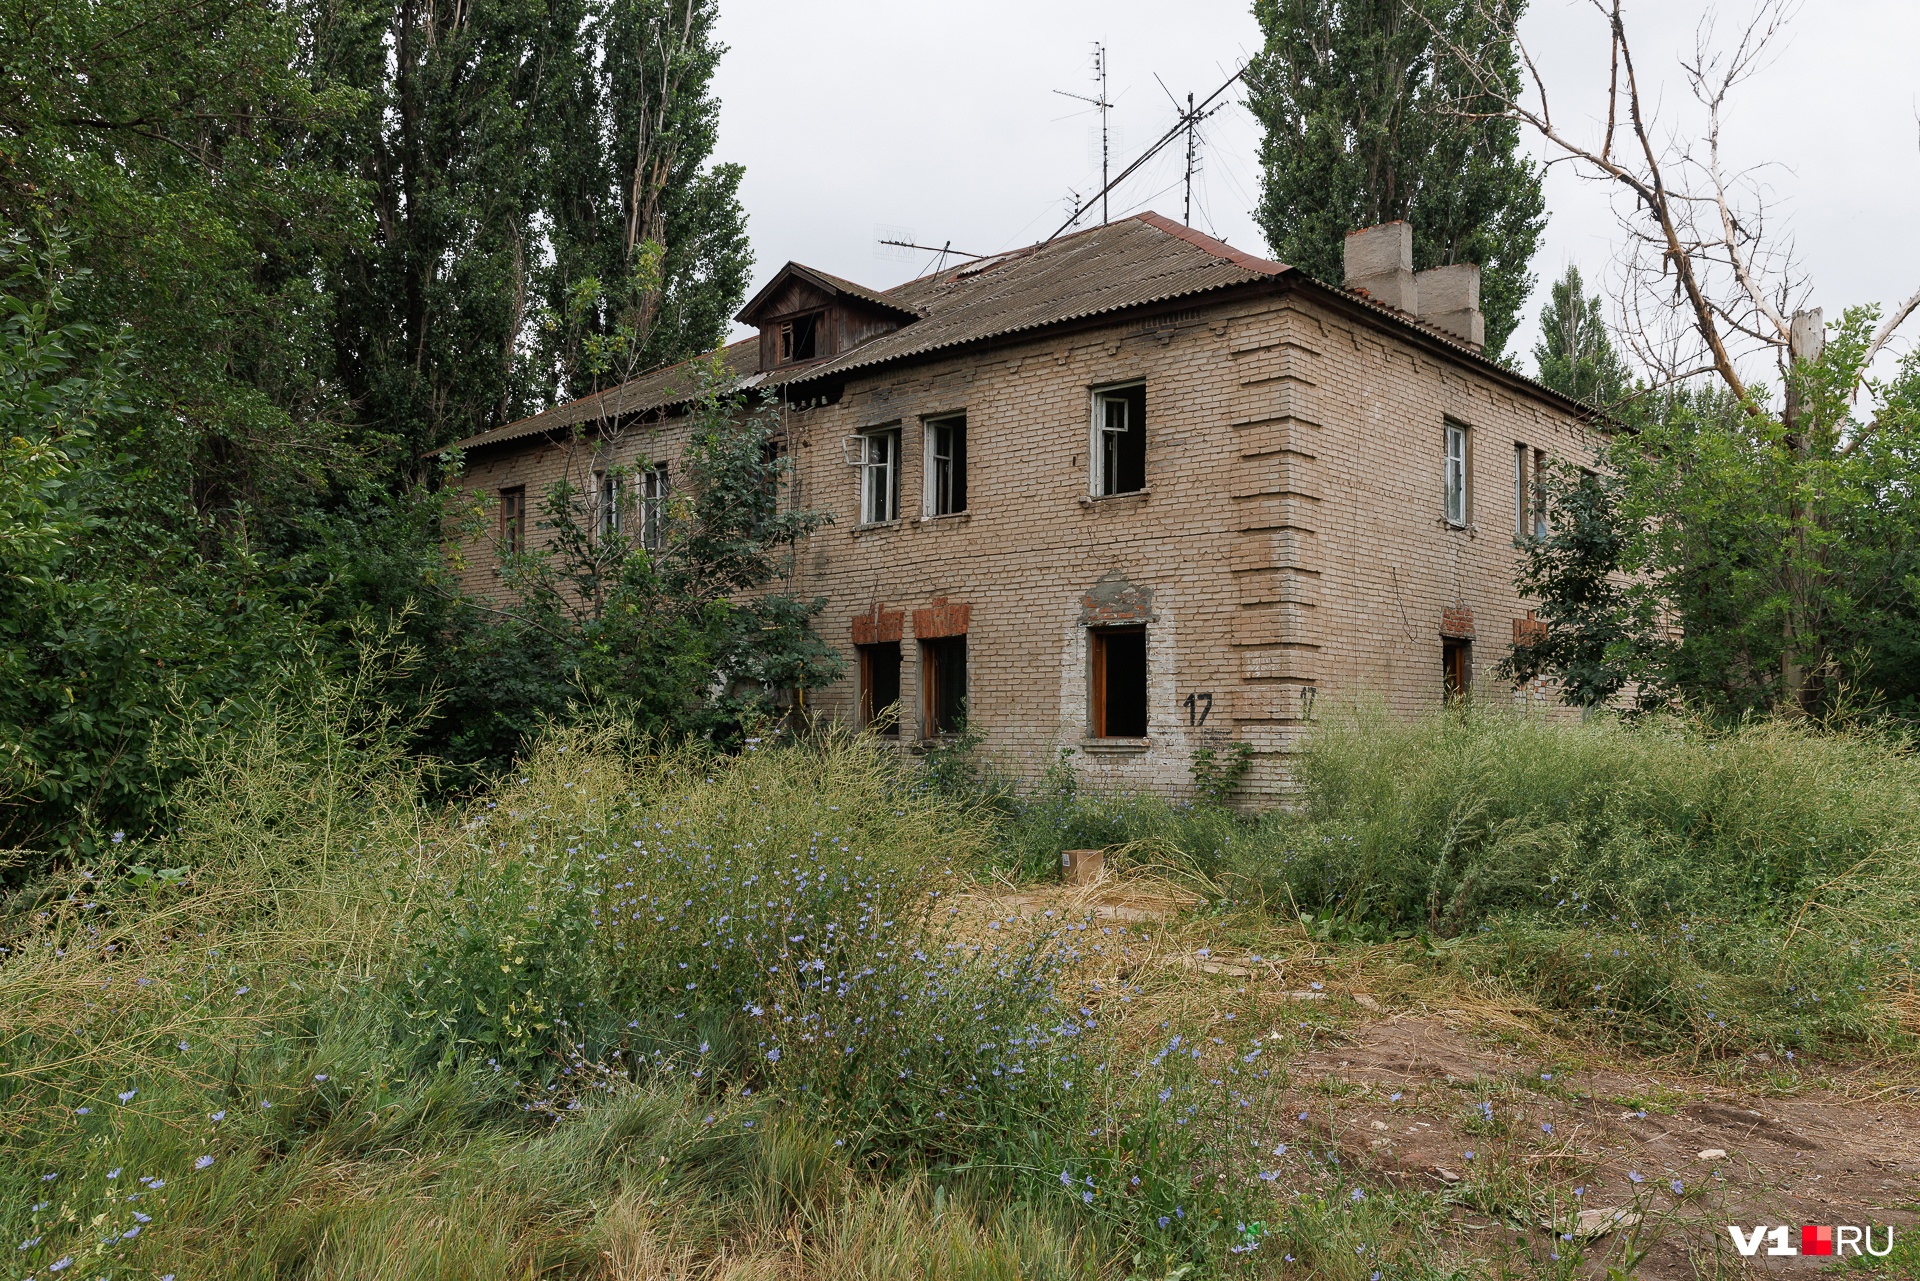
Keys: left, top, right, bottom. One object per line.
{"left": 736, "top": 263, "right": 920, "bottom": 374}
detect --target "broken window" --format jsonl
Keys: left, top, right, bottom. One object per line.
{"left": 924, "top": 414, "right": 967, "bottom": 516}
{"left": 1443, "top": 422, "right": 1469, "bottom": 526}
{"left": 1090, "top": 626, "right": 1148, "bottom": 738}
{"left": 921, "top": 636, "right": 966, "bottom": 737}
{"left": 1443, "top": 637, "right": 1472, "bottom": 702}
{"left": 858, "top": 641, "right": 902, "bottom": 735}
{"left": 858, "top": 426, "right": 900, "bottom": 524}
{"left": 778, "top": 312, "right": 820, "bottom": 364}
{"left": 499, "top": 486, "right": 525, "bottom": 554}
{"left": 640, "top": 464, "right": 668, "bottom": 552}
{"left": 1092, "top": 383, "right": 1146, "bottom": 496}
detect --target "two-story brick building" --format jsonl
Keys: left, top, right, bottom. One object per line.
{"left": 446, "top": 213, "right": 1596, "bottom": 799}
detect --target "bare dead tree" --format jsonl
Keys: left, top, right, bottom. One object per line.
{"left": 1426, "top": 0, "right": 1920, "bottom": 406}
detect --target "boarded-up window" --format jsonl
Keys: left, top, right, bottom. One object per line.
{"left": 1091, "top": 626, "right": 1147, "bottom": 737}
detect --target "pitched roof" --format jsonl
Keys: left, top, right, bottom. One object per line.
{"left": 445, "top": 212, "right": 1589, "bottom": 454}
{"left": 735, "top": 261, "right": 922, "bottom": 325}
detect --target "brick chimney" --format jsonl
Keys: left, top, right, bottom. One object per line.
{"left": 1342, "top": 221, "right": 1416, "bottom": 313}
{"left": 1414, "top": 262, "right": 1484, "bottom": 351}
{"left": 1343, "top": 222, "right": 1485, "bottom": 352}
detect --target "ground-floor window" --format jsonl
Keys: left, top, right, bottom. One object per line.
{"left": 1443, "top": 637, "right": 1472, "bottom": 702}
{"left": 921, "top": 636, "right": 966, "bottom": 737}
{"left": 1091, "top": 625, "right": 1148, "bottom": 737}
{"left": 858, "top": 641, "right": 902, "bottom": 735}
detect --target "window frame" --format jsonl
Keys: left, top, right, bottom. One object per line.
{"left": 499, "top": 486, "right": 526, "bottom": 554}
{"left": 596, "top": 470, "right": 620, "bottom": 540}
{"left": 778, "top": 310, "right": 823, "bottom": 365}
{"left": 1443, "top": 421, "right": 1469, "bottom": 527}
{"left": 858, "top": 425, "right": 902, "bottom": 525}
{"left": 639, "top": 463, "right": 669, "bottom": 552}
{"left": 1443, "top": 637, "right": 1473, "bottom": 702}
{"left": 920, "top": 636, "right": 967, "bottom": 738}
{"left": 1089, "top": 625, "right": 1149, "bottom": 739}
{"left": 922, "top": 413, "right": 968, "bottom": 517}
{"left": 1089, "top": 382, "right": 1147, "bottom": 497}
{"left": 1513, "top": 442, "right": 1528, "bottom": 538}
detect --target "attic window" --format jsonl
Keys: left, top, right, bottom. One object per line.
{"left": 779, "top": 312, "right": 820, "bottom": 364}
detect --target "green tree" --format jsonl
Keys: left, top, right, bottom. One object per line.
{"left": 1246, "top": 0, "right": 1545, "bottom": 358}
{"left": 467, "top": 367, "right": 843, "bottom": 754}
{"left": 1533, "top": 264, "right": 1635, "bottom": 412}
{"left": 1508, "top": 310, "right": 1920, "bottom": 721}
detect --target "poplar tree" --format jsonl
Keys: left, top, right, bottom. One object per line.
{"left": 1533, "top": 265, "right": 1633, "bottom": 412}
{"left": 1246, "top": 0, "right": 1545, "bottom": 359}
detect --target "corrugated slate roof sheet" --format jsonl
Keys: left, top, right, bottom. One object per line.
{"left": 446, "top": 212, "right": 1583, "bottom": 454}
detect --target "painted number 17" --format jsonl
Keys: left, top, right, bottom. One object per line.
{"left": 1183, "top": 692, "right": 1213, "bottom": 726}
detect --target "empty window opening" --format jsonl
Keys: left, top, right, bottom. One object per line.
{"left": 1444, "top": 422, "right": 1469, "bottom": 525}
{"left": 779, "top": 312, "right": 819, "bottom": 364}
{"left": 1443, "top": 638, "right": 1472, "bottom": 702}
{"left": 858, "top": 642, "right": 902, "bottom": 735}
{"left": 858, "top": 426, "right": 901, "bottom": 524}
{"left": 1092, "top": 383, "right": 1147, "bottom": 496}
{"left": 1091, "top": 626, "right": 1148, "bottom": 738}
{"left": 921, "top": 636, "right": 967, "bottom": 737}
{"left": 640, "top": 464, "right": 668, "bottom": 551}
{"left": 499, "top": 487, "right": 525, "bottom": 554}
{"left": 925, "top": 414, "right": 967, "bottom": 515}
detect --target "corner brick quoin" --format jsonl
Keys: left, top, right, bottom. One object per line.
{"left": 913, "top": 598, "right": 970, "bottom": 639}
{"left": 1440, "top": 606, "right": 1476, "bottom": 640}
{"left": 851, "top": 606, "right": 904, "bottom": 646}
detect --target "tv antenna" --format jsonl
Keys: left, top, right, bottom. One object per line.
{"left": 877, "top": 238, "right": 987, "bottom": 273}
{"left": 1047, "top": 62, "right": 1247, "bottom": 243}
{"left": 1054, "top": 42, "right": 1113, "bottom": 225}
{"left": 1154, "top": 73, "right": 1232, "bottom": 228}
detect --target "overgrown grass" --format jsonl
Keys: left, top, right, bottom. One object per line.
{"left": 4, "top": 692, "right": 1915, "bottom": 1276}
{"left": 976, "top": 702, "right": 1920, "bottom": 1054}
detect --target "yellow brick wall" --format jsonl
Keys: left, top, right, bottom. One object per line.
{"left": 448, "top": 288, "right": 1599, "bottom": 802}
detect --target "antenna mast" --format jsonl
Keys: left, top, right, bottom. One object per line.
{"left": 1054, "top": 42, "right": 1114, "bottom": 226}
{"left": 1184, "top": 91, "right": 1196, "bottom": 226}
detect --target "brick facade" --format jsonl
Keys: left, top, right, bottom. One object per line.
{"left": 447, "top": 226, "right": 1598, "bottom": 802}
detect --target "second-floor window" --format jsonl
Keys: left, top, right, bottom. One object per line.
{"left": 596, "top": 471, "right": 620, "bottom": 539}
{"left": 499, "top": 486, "right": 525, "bottom": 553}
{"left": 1444, "top": 422, "right": 1469, "bottom": 526}
{"left": 637, "top": 464, "right": 669, "bottom": 551}
{"left": 858, "top": 426, "right": 900, "bottom": 524}
{"left": 1092, "top": 383, "right": 1146, "bottom": 496}
{"left": 924, "top": 414, "right": 967, "bottom": 516}
{"left": 1514, "top": 444, "right": 1547, "bottom": 539}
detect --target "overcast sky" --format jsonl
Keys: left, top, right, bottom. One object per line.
{"left": 711, "top": 0, "right": 1920, "bottom": 390}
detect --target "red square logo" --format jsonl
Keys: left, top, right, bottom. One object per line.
{"left": 1801, "top": 1225, "right": 1834, "bottom": 1256}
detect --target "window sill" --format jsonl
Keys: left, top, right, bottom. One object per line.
{"left": 851, "top": 519, "right": 903, "bottom": 537}
{"left": 1080, "top": 488, "right": 1151, "bottom": 508}
{"left": 919, "top": 510, "right": 972, "bottom": 524}
{"left": 1080, "top": 737, "right": 1150, "bottom": 757}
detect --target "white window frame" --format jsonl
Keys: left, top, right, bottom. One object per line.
{"left": 1444, "top": 422, "right": 1469, "bottom": 526}
{"left": 1513, "top": 443, "right": 1528, "bottom": 537}
{"left": 596, "top": 470, "right": 621, "bottom": 540}
{"left": 1530, "top": 448, "right": 1549, "bottom": 539}
{"left": 923, "top": 414, "right": 965, "bottom": 517}
{"left": 640, "top": 463, "right": 668, "bottom": 552}
{"left": 1090, "top": 383, "right": 1144, "bottom": 497}
{"left": 858, "top": 426, "right": 901, "bottom": 524}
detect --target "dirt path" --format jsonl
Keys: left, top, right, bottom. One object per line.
{"left": 976, "top": 876, "right": 1920, "bottom": 1277}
